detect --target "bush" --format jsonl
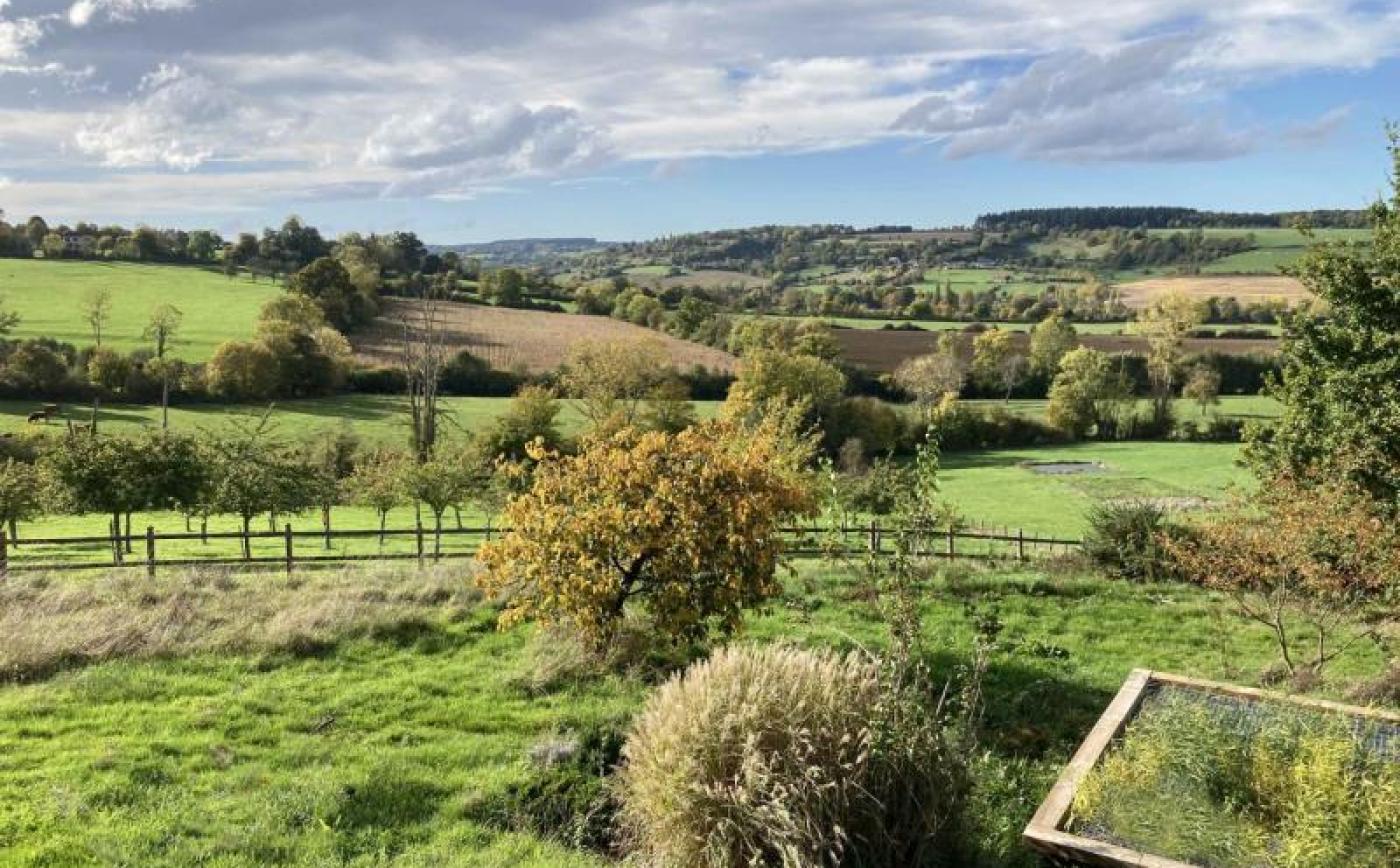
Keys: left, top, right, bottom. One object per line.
{"left": 1174, "top": 415, "right": 1245, "bottom": 443}
{"left": 1083, "top": 500, "right": 1187, "bottom": 582}
{"left": 617, "top": 644, "right": 967, "bottom": 867}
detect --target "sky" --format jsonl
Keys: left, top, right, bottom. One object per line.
{"left": 0, "top": 0, "right": 1397, "bottom": 243}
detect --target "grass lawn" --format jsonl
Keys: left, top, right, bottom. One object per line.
{"left": 0, "top": 560, "right": 1389, "bottom": 866}
{"left": 0, "top": 259, "right": 282, "bottom": 361}
{"left": 940, "top": 441, "right": 1253, "bottom": 537}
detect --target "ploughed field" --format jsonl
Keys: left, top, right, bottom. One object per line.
{"left": 352, "top": 299, "right": 738, "bottom": 374}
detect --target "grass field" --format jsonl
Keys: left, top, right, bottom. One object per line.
{"left": 940, "top": 441, "right": 1252, "bottom": 536}
{"left": 0, "top": 558, "right": 1389, "bottom": 866}
{"left": 917, "top": 267, "right": 1081, "bottom": 297}
{"left": 0, "top": 260, "right": 281, "bottom": 361}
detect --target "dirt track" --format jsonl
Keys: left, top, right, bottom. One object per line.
{"left": 354, "top": 299, "right": 738, "bottom": 374}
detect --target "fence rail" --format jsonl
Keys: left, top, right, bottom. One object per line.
{"left": 0, "top": 522, "right": 1083, "bottom": 577}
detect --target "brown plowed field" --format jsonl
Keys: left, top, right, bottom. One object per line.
{"left": 836, "top": 328, "right": 1277, "bottom": 373}
{"left": 1114, "top": 276, "right": 1309, "bottom": 309}
{"left": 354, "top": 299, "right": 738, "bottom": 374}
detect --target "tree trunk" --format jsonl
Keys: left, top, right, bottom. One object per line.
{"left": 378, "top": 511, "right": 387, "bottom": 547}
{"left": 124, "top": 512, "right": 133, "bottom": 554}
{"left": 433, "top": 512, "right": 443, "bottom": 558}
{"left": 7, "top": 516, "right": 16, "bottom": 550}
{"left": 161, "top": 378, "right": 170, "bottom": 430}
{"left": 241, "top": 515, "right": 252, "bottom": 560}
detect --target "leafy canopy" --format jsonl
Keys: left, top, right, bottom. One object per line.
{"left": 477, "top": 416, "right": 817, "bottom": 647}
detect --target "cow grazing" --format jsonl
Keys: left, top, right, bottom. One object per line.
{"left": 26, "top": 412, "right": 46, "bottom": 424}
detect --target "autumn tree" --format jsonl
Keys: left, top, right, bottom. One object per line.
{"left": 1046, "top": 347, "right": 1128, "bottom": 439}
{"left": 561, "top": 338, "right": 675, "bottom": 434}
{"left": 1132, "top": 291, "right": 1205, "bottom": 423}
{"left": 971, "top": 328, "right": 1028, "bottom": 402}
{"left": 725, "top": 348, "right": 846, "bottom": 424}
{"left": 894, "top": 340, "right": 966, "bottom": 414}
{"left": 477, "top": 416, "right": 817, "bottom": 647}
{"left": 1165, "top": 471, "right": 1400, "bottom": 678}
{"left": 1182, "top": 364, "right": 1222, "bottom": 416}
{"left": 1028, "top": 312, "right": 1078, "bottom": 377}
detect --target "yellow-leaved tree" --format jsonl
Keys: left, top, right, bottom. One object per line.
{"left": 477, "top": 415, "right": 817, "bottom": 647}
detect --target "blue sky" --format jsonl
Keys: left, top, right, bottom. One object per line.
{"left": 1, "top": 1, "right": 1397, "bottom": 243}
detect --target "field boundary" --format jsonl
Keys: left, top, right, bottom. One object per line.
{"left": 0, "top": 523, "right": 1083, "bottom": 576}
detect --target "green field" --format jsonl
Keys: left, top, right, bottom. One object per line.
{"left": 0, "top": 396, "right": 724, "bottom": 447}
{"left": 0, "top": 558, "right": 1388, "bottom": 866}
{"left": 917, "top": 267, "right": 1081, "bottom": 297}
{"left": 0, "top": 260, "right": 282, "bottom": 361}
{"left": 940, "top": 441, "right": 1252, "bottom": 536}
{"left": 743, "top": 313, "right": 1137, "bottom": 334}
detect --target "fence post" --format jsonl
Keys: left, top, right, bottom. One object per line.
{"left": 145, "top": 526, "right": 156, "bottom": 578}
{"left": 867, "top": 519, "right": 878, "bottom": 554}
{"left": 1017, "top": 528, "right": 1025, "bottom": 562}
{"left": 946, "top": 526, "right": 956, "bottom": 559}
{"left": 0, "top": 529, "right": 8, "bottom": 580}
{"left": 285, "top": 524, "right": 294, "bottom": 576}
{"left": 415, "top": 519, "right": 424, "bottom": 567}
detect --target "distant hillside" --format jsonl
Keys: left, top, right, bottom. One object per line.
{"left": 975, "top": 206, "right": 1370, "bottom": 232}
{"left": 429, "top": 238, "right": 606, "bottom": 264}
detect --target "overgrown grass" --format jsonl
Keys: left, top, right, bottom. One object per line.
{"left": 1, "top": 560, "right": 1390, "bottom": 866}
{"left": 0, "top": 259, "right": 281, "bottom": 361}
{"left": 1072, "top": 688, "right": 1399, "bottom": 866}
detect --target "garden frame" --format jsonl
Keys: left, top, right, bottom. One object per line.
{"left": 1022, "top": 668, "right": 1400, "bottom": 868}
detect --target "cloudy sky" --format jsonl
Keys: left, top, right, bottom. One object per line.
{"left": 0, "top": 0, "right": 1397, "bottom": 241}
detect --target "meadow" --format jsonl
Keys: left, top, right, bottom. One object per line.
{"left": 0, "top": 559, "right": 1388, "bottom": 867}
{"left": 0, "top": 260, "right": 281, "bottom": 361}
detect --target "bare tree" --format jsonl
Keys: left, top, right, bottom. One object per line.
{"left": 143, "top": 303, "right": 184, "bottom": 429}
{"left": 82, "top": 287, "right": 113, "bottom": 348}
{"left": 398, "top": 282, "right": 451, "bottom": 462}
{"left": 82, "top": 287, "right": 114, "bottom": 433}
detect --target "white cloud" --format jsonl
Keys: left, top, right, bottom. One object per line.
{"left": 362, "top": 102, "right": 611, "bottom": 196}
{"left": 68, "top": 0, "right": 195, "bottom": 28}
{"left": 74, "top": 64, "right": 258, "bottom": 169}
{"left": 0, "top": 14, "right": 43, "bottom": 62}
{"left": 0, "top": 0, "right": 1390, "bottom": 216}
{"left": 893, "top": 35, "right": 1257, "bottom": 162}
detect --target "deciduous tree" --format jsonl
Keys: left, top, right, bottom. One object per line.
{"left": 477, "top": 417, "right": 816, "bottom": 647}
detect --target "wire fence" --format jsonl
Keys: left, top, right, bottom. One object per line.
{"left": 0, "top": 521, "right": 1084, "bottom": 577}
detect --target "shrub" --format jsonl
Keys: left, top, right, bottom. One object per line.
{"left": 1083, "top": 500, "right": 1187, "bottom": 583}
{"left": 617, "top": 644, "right": 967, "bottom": 868}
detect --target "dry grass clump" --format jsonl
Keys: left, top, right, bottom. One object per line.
{"left": 0, "top": 565, "right": 480, "bottom": 681}
{"left": 616, "top": 643, "right": 966, "bottom": 867}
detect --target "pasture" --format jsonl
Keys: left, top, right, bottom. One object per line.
{"left": 916, "top": 267, "right": 1081, "bottom": 297}
{"left": 0, "top": 559, "right": 1388, "bottom": 867}
{"left": 351, "top": 299, "right": 738, "bottom": 374}
{"left": 0, "top": 260, "right": 280, "bottom": 361}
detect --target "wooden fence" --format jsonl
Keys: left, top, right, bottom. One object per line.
{"left": 0, "top": 522, "right": 1083, "bottom": 577}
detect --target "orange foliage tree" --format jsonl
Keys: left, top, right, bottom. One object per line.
{"left": 1165, "top": 472, "right": 1400, "bottom": 677}
{"left": 476, "top": 416, "right": 816, "bottom": 646}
